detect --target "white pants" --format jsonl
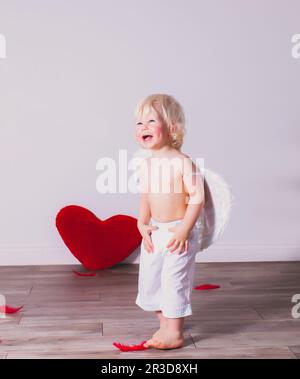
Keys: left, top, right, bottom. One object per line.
{"left": 135, "top": 217, "right": 198, "bottom": 318}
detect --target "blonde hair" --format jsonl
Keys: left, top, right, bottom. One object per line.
{"left": 134, "top": 94, "right": 186, "bottom": 150}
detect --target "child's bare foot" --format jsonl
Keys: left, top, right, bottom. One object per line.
{"left": 151, "top": 325, "right": 165, "bottom": 340}
{"left": 151, "top": 319, "right": 168, "bottom": 340}
{"left": 151, "top": 328, "right": 161, "bottom": 340}
{"left": 144, "top": 329, "right": 184, "bottom": 350}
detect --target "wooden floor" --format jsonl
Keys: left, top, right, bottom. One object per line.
{"left": 0, "top": 262, "right": 300, "bottom": 359}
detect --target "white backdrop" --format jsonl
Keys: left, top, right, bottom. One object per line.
{"left": 0, "top": 0, "right": 299, "bottom": 265}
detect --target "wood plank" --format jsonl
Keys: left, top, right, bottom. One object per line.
{"left": 0, "top": 322, "right": 102, "bottom": 338}
{"left": 0, "top": 314, "right": 22, "bottom": 325}
{"left": 6, "top": 351, "right": 118, "bottom": 359}
{"left": 288, "top": 346, "right": 300, "bottom": 358}
{"left": 191, "top": 331, "right": 300, "bottom": 348}
{"left": 254, "top": 306, "right": 296, "bottom": 321}
{"left": 188, "top": 346, "right": 296, "bottom": 359}
{"left": 20, "top": 315, "right": 104, "bottom": 327}
{"left": 184, "top": 319, "right": 300, "bottom": 334}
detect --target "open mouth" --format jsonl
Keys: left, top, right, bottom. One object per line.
{"left": 142, "top": 134, "right": 153, "bottom": 142}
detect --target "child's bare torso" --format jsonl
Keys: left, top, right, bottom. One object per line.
{"left": 140, "top": 153, "right": 190, "bottom": 222}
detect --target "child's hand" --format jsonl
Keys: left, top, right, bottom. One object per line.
{"left": 166, "top": 224, "right": 190, "bottom": 255}
{"left": 138, "top": 223, "right": 159, "bottom": 253}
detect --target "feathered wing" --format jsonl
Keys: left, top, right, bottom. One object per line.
{"left": 195, "top": 168, "right": 234, "bottom": 251}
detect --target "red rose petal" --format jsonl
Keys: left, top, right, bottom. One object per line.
{"left": 72, "top": 269, "right": 97, "bottom": 277}
{"left": 113, "top": 340, "right": 148, "bottom": 351}
{"left": 193, "top": 284, "right": 220, "bottom": 290}
{"left": 0, "top": 305, "right": 24, "bottom": 314}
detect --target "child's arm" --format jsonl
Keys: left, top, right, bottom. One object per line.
{"left": 137, "top": 158, "right": 151, "bottom": 227}
{"left": 137, "top": 192, "right": 151, "bottom": 229}
{"left": 181, "top": 159, "right": 205, "bottom": 233}
{"left": 137, "top": 158, "right": 158, "bottom": 253}
{"left": 166, "top": 158, "right": 205, "bottom": 254}
{"left": 137, "top": 193, "right": 158, "bottom": 253}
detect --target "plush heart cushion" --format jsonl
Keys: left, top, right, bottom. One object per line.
{"left": 56, "top": 205, "right": 142, "bottom": 270}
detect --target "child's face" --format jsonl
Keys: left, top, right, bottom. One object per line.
{"left": 135, "top": 108, "right": 171, "bottom": 150}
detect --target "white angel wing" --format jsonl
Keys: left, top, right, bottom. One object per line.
{"left": 194, "top": 168, "right": 234, "bottom": 251}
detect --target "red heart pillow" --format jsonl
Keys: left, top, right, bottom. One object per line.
{"left": 56, "top": 205, "right": 142, "bottom": 270}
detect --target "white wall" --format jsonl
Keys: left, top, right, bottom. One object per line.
{"left": 0, "top": 0, "right": 299, "bottom": 265}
